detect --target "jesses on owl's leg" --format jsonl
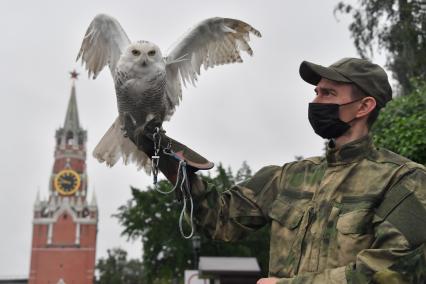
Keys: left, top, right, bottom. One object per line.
{"left": 121, "top": 112, "right": 137, "bottom": 138}
{"left": 122, "top": 114, "right": 214, "bottom": 184}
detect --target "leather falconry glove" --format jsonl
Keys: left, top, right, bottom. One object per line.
{"left": 122, "top": 114, "right": 214, "bottom": 185}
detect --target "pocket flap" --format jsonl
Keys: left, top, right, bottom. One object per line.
{"left": 269, "top": 199, "right": 304, "bottom": 229}
{"left": 336, "top": 209, "right": 373, "bottom": 234}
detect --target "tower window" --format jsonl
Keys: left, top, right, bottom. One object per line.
{"left": 66, "top": 131, "right": 74, "bottom": 145}
{"left": 78, "top": 134, "right": 84, "bottom": 145}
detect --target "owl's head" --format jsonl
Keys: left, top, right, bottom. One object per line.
{"left": 122, "top": 41, "right": 162, "bottom": 68}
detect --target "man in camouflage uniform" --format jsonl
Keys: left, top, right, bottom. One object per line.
{"left": 125, "top": 58, "right": 426, "bottom": 283}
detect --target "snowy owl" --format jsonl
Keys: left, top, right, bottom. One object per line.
{"left": 77, "top": 14, "right": 261, "bottom": 172}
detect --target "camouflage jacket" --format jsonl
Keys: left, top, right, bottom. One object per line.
{"left": 190, "top": 135, "right": 426, "bottom": 283}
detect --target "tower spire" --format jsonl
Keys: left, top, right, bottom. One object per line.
{"left": 63, "top": 70, "right": 80, "bottom": 132}
{"left": 34, "top": 189, "right": 41, "bottom": 209}
{"left": 90, "top": 190, "right": 98, "bottom": 208}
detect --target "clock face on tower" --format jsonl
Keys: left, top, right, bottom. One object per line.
{"left": 54, "top": 169, "right": 81, "bottom": 195}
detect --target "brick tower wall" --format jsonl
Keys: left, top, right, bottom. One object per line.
{"left": 29, "top": 213, "right": 97, "bottom": 284}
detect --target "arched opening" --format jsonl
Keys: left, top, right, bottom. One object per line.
{"left": 78, "top": 133, "right": 84, "bottom": 145}
{"left": 66, "top": 131, "right": 74, "bottom": 145}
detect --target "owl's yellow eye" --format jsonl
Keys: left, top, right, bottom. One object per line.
{"left": 148, "top": 50, "right": 156, "bottom": 56}
{"left": 132, "top": 49, "right": 141, "bottom": 56}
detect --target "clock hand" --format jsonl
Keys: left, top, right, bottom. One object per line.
{"left": 61, "top": 180, "right": 73, "bottom": 185}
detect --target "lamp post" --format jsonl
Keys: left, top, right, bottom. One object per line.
{"left": 192, "top": 234, "right": 201, "bottom": 270}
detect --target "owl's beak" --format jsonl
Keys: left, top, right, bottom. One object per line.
{"left": 140, "top": 56, "right": 148, "bottom": 67}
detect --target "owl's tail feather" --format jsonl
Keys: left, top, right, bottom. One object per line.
{"left": 93, "top": 117, "right": 152, "bottom": 174}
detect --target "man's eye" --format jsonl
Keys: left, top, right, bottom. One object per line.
{"left": 323, "top": 90, "right": 332, "bottom": 96}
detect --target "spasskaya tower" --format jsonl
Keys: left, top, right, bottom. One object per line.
{"left": 29, "top": 71, "right": 98, "bottom": 284}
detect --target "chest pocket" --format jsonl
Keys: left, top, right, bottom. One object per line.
{"left": 328, "top": 200, "right": 377, "bottom": 267}
{"left": 336, "top": 208, "right": 373, "bottom": 234}
{"left": 268, "top": 197, "right": 308, "bottom": 277}
{"left": 269, "top": 198, "right": 304, "bottom": 229}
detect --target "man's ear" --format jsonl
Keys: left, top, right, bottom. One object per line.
{"left": 356, "top": 96, "right": 377, "bottom": 118}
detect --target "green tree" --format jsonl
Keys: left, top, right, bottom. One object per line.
{"left": 235, "top": 160, "right": 253, "bottom": 182}
{"left": 96, "top": 248, "right": 144, "bottom": 284}
{"left": 373, "top": 79, "right": 426, "bottom": 165}
{"left": 115, "top": 162, "right": 270, "bottom": 284}
{"left": 335, "top": 0, "right": 426, "bottom": 95}
{"left": 116, "top": 181, "right": 191, "bottom": 283}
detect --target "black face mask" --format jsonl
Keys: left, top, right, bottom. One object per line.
{"left": 308, "top": 99, "right": 362, "bottom": 139}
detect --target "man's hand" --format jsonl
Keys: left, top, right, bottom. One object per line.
{"left": 257, "top": 277, "right": 279, "bottom": 284}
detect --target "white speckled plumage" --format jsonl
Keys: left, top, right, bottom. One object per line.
{"left": 77, "top": 14, "right": 261, "bottom": 173}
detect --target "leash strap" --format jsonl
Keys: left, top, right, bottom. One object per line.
{"left": 151, "top": 128, "right": 195, "bottom": 239}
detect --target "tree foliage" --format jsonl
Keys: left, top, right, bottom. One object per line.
{"left": 335, "top": 0, "right": 426, "bottom": 95}
{"left": 96, "top": 248, "right": 145, "bottom": 284}
{"left": 115, "top": 162, "right": 270, "bottom": 284}
{"left": 372, "top": 79, "right": 426, "bottom": 165}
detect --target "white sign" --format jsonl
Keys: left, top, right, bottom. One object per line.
{"left": 184, "top": 270, "right": 209, "bottom": 284}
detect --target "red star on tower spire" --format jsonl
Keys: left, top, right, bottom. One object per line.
{"left": 70, "top": 70, "right": 79, "bottom": 80}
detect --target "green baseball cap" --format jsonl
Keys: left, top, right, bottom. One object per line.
{"left": 299, "top": 57, "right": 392, "bottom": 108}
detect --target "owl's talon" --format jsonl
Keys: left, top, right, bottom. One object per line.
{"left": 134, "top": 126, "right": 145, "bottom": 137}
{"left": 122, "top": 112, "right": 138, "bottom": 138}
{"left": 123, "top": 112, "right": 137, "bottom": 125}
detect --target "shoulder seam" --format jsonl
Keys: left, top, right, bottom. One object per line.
{"left": 302, "top": 156, "right": 324, "bottom": 165}
{"left": 367, "top": 156, "right": 425, "bottom": 171}
{"left": 372, "top": 148, "right": 423, "bottom": 168}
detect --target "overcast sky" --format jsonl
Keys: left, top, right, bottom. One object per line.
{"left": 0, "top": 0, "right": 387, "bottom": 277}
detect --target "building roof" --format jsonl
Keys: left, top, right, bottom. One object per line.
{"left": 199, "top": 256, "right": 260, "bottom": 276}
{"left": 0, "top": 277, "right": 27, "bottom": 284}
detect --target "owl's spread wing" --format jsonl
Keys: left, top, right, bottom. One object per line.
{"left": 165, "top": 17, "right": 261, "bottom": 107}
{"left": 77, "top": 14, "right": 131, "bottom": 79}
